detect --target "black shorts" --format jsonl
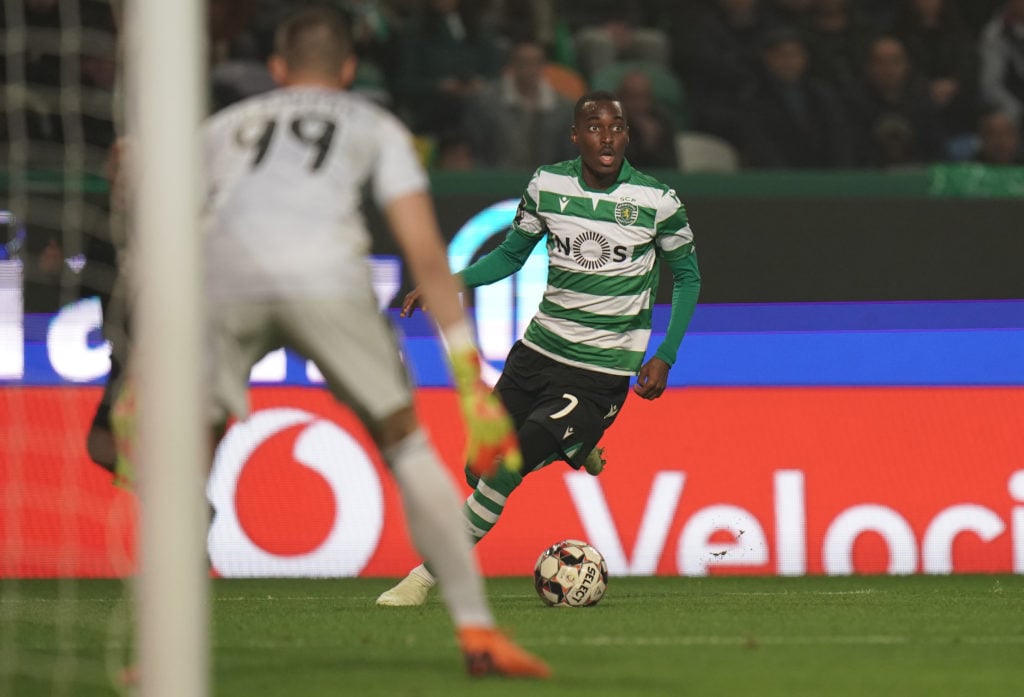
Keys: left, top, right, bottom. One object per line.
{"left": 495, "top": 341, "right": 630, "bottom": 470}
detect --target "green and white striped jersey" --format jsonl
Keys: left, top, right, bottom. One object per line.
{"left": 512, "top": 158, "right": 695, "bottom": 376}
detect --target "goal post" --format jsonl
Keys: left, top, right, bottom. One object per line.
{"left": 126, "top": 0, "right": 208, "bottom": 695}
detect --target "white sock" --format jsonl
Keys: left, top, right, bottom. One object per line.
{"left": 384, "top": 429, "right": 493, "bottom": 628}
{"left": 410, "top": 563, "right": 434, "bottom": 583}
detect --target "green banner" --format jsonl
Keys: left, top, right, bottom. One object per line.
{"left": 929, "top": 164, "right": 1024, "bottom": 198}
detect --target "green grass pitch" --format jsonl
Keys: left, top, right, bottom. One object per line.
{"left": 3, "top": 575, "right": 1023, "bottom": 696}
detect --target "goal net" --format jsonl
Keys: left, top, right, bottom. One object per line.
{"left": 2, "top": 1, "right": 208, "bottom": 695}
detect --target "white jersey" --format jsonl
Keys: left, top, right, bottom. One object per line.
{"left": 202, "top": 86, "right": 427, "bottom": 301}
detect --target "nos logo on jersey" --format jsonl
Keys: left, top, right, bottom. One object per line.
{"left": 614, "top": 197, "right": 639, "bottom": 226}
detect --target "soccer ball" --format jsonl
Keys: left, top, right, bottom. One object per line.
{"left": 533, "top": 539, "right": 608, "bottom": 607}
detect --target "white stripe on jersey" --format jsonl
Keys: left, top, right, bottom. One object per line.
{"left": 545, "top": 286, "right": 652, "bottom": 317}
{"left": 658, "top": 224, "right": 695, "bottom": 253}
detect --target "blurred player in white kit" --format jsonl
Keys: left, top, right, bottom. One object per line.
{"left": 199, "top": 5, "right": 549, "bottom": 679}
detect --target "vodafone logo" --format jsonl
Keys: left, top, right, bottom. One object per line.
{"left": 207, "top": 408, "right": 384, "bottom": 577}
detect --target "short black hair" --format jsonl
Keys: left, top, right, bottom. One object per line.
{"left": 274, "top": 5, "right": 353, "bottom": 73}
{"left": 573, "top": 90, "right": 623, "bottom": 122}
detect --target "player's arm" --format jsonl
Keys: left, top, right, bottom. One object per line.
{"left": 457, "top": 227, "right": 540, "bottom": 288}
{"left": 653, "top": 251, "right": 701, "bottom": 367}
{"left": 401, "top": 172, "right": 545, "bottom": 316}
{"left": 635, "top": 191, "right": 702, "bottom": 400}
{"left": 456, "top": 173, "right": 545, "bottom": 288}
{"left": 385, "top": 191, "right": 521, "bottom": 476}
{"left": 386, "top": 191, "right": 468, "bottom": 333}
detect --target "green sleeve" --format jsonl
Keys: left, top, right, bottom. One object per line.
{"left": 456, "top": 227, "right": 542, "bottom": 289}
{"left": 654, "top": 251, "right": 701, "bottom": 367}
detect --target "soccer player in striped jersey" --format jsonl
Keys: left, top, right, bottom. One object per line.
{"left": 200, "top": 6, "right": 548, "bottom": 678}
{"left": 377, "top": 90, "right": 701, "bottom": 606}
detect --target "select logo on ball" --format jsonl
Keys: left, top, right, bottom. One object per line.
{"left": 534, "top": 539, "right": 608, "bottom": 607}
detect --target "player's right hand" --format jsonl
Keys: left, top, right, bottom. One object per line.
{"left": 400, "top": 288, "right": 424, "bottom": 318}
{"left": 449, "top": 347, "right": 522, "bottom": 479}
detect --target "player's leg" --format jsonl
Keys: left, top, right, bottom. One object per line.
{"left": 86, "top": 353, "right": 121, "bottom": 474}
{"left": 285, "top": 300, "right": 548, "bottom": 677}
{"left": 377, "top": 412, "right": 553, "bottom": 678}
{"left": 290, "top": 300, "right": 493, "bottom": 622}
{"left": 457, "top": 356, "right": 627, "bottom": 540}
{"left": 87, "top": 272, "right": 131, "bottom": 477}
{"left": 376, "top": 419, "right": 560, "bottom": 606}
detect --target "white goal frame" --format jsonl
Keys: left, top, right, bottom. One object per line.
{"left": 126, "top": 1, "right": 208, "bottom": 695}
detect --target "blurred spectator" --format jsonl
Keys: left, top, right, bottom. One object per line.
{"left": 460, "top": 38, "right": 576, "bottom": 168}
{"left": 343, "top": 0, "right": 403, "bottom": 76}
{"left": 974, "top": 108, "right": 1024, "bottom": 163}
{"left": 23, "top": 235, "right": 65, "bottom": 313}
{"left": 978, "top": 0, "right": 1024, "bottom": 126}
{"left": 1, "top": 0, "right": 119, "bottom": 313}
{"left": 207, "top": 0, "right": 276, "bottom": 111}
{"left": 337, "top": 0, "right": 407, "bottom": 106}
{"left": 433, "top": 130, "right": 476, "bottom": 170}
{"left": 493, "top": 0, "right": 577, "bottom": 68}
{"left": 679, "top": 0, "right": 777, "bottom": 143}
{"left": 572, "top": 5, "right": 670, "bottom": 80}
{"left": 893, "top": 0, "right": 980, "bottom": 151}
{"left": 851, "top": 35, "right": 946, "bottom": 167}
{"left": 591, "top": 60, "right": 687, "bottom": 129}
{"left": 394, "top": 0, "right": 503, "bottom": 136}
{"left": 953, "top": 0, "right": 1007, "bottom": 36}
{"left": 804, "top": 0, "right": 880, "bottom": 100}
{"left": 616, "top": 69, "right": 678, "bottom": 168}
{"left": 859, "top": 0, "right": 902, "bottom": 29}
{"left": 769, "top": 0, "right": 816, "bottom": 31}
{"left": 737, "top": 26, "right": 856, "bottom": 168}
{"left": 1, "top": 0, "right": 118, "bottom": 163}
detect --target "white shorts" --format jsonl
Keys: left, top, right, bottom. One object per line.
{"left": 206, "top": 294, "right": 413, "bottom": 430}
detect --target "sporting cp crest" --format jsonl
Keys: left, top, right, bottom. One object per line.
{"left": 614, "top": 197, "right": 638, "bottom": 226}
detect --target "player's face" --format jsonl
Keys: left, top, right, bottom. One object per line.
{"left": 571, "top": 100, "right": 629, "bottom": 189}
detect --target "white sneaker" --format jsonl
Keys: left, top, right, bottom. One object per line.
{"left": 376, "top": 568, "right": 435, "bottom": 607}
{"left": 582, "top": 446, "right": 606, "bottom": 476}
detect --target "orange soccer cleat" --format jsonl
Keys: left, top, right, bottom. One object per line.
{"left": 457, "top": 626, "right": 551, "bottom": 679}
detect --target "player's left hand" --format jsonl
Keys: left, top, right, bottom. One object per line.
{"left": 633, "top": 357, "right": 670, "bottom": 400}
{"left": 399, "top": 287, "right": 424, "bottom": 318}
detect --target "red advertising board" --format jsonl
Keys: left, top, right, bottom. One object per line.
{"left": 2, "top": 386, "right": 1023, "bottom": 578}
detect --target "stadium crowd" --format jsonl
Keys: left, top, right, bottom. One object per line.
{"left": 3, "top": 0, "right": 1024, "bottom": 173}
{"left": 195, "top": 0, "right": 1024, "bottom": 170}
{"left": 2, "top": 0, "right": 1023, "bottom": 311}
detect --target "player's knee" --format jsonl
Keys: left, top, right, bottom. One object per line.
{"left": 373, "top": 405, "right": 419, "bottom": 452}
{"left": 86, "top": 426, "right": 117, "bottom": 473}
{"left": 515, "top": 419, "right": 561, "bottom": 476}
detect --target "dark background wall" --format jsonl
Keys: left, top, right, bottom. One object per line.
{"left": 369, "top": 170, "right": 1024, "bottom": 305}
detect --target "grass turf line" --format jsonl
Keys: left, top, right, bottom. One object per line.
{"left": 1, "top": 575, "right": 1022, "bottom": 696}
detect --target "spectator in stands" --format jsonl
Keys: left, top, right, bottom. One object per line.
{"left": 433, "top": 130, "right": 476, "bottom": 170}
{"left": 955, "top": 0, "right": 1008, "bottom": 37}
{"left": 394, "top": 0, "right": 503, "bottom": 136}
{"left": 804, "top": 0, "right": 880, "bottom": 101}
{"left": 572, "top": 4, "right": 670, "bottom": 80}
{"left": 893, "top": 0, "right": 980, "bottom": 155}
{"left": 493, "top": 0, "right": 577, "bottom": 69}
{"left": 616, "top": 69, "right": 678, "bottom": 168}
{"left": 859, "top": 0, "right": 902, "bottom": 28}
{"left": 974, "top": 108, "right": 1024, "bottom": 163}
{"left": 679, "top": 0, "right": 777, "bottom": 144}
{"left": 460, "top": 38, "right": 576, "bottom": 169}
{"left": 851, "top": 35, "right": 947, "bottom": 167}
{"left": 978, "top": 0, "right": 1024, "bottom": 126}
{"left": 207, "top": 0, "right": 270, "bottom": 111}
{"left": 737, "top": 26, "right": 856, "bottom": 168}
{"left": 769, "top": 0, "right": 816, "bottom": 31}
